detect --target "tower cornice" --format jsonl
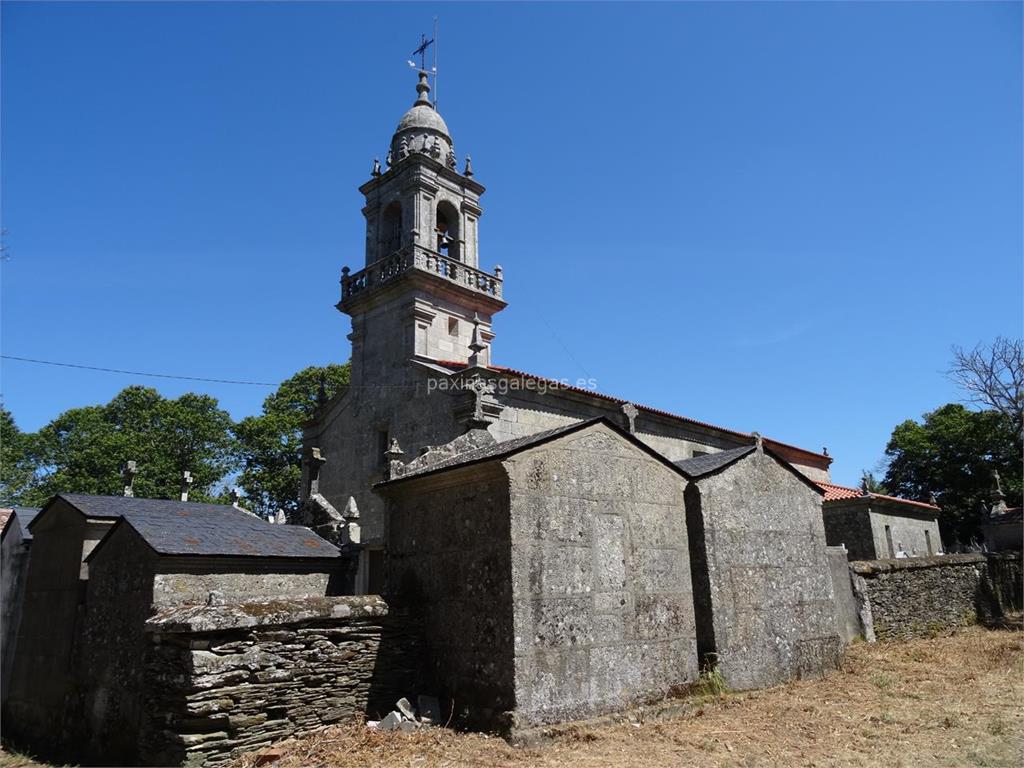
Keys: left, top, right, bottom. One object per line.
{"left": 359, "top": 154, "right": 485, "bottom": 197}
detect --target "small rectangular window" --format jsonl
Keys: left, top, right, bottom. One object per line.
{"left": 925, "top": 530, "right": 933, "bottom": 556}
{"left": 884, "top": 525, "right": 895, "bottom": 558}
{"left": 448, "top": 317, "right": 459, "bottom": 336}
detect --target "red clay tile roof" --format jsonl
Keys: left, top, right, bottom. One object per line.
{"left": 433, "top": 360, "right": 830, "bottom": 466}
{"left": 818, "top": 481, "right": 941, "bottom": 511}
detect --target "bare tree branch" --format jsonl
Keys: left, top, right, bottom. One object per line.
{"left": 948, "top": 337, "right": 1024, "bottom": 439}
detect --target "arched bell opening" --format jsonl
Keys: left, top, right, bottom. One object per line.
{"left": 435, "top": 201, "right": 461, "bottom": 261}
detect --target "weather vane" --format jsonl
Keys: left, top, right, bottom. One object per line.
{"left": 406, "top": 17, "right": 439, "bottom": 107}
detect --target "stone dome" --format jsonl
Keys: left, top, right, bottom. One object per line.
{"left": 389, "top": 71, "right": 456, "bottom": 170}
{"left": 395, "top": 103, "right": 450, "bottom": 136}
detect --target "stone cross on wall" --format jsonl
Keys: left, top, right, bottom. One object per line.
{"left": 306, "top": 447, "right": 327, "bottom": 496}
{"left": 122, "top": 461, "right": 137, "bottom": 498}
{"left": 180, "top": 471, "right": 193, "bottom": 502}
{"left": 621, "top": 403, "right": 638, "bottom": 435}
{"left": 991, "top": 469, "right": 1008, "bottom": 515}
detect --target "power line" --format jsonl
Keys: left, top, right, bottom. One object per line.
{"left": 1, "top": 355, "right": 276, "bottom": 387}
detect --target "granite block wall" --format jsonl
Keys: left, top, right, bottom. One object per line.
{"left": 689, "top": 450, "right": 841, "bottom": 690}
{"left": 826, "top": 546, "right": 862, "bottom": 644}
{"left": 385, "top": 466, "right": 516, "bottom": 726}
{"left": 504, "top": 425, "right": 698, "bottom": 727}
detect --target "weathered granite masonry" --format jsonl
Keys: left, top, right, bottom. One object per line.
{"left": 850, "top": 552, "right": 1023, "bottom": 642}
{"left": 141, "top": 596, "right": 420, "bottom": 767}
{"left": 679, "top": 447, "right": 841, "bottom": 691}
{"left": 382, "top": 421, "right": 698, "bottom": 731}
{"left": 826, "top": 546, "right": 862, "bottom": 645}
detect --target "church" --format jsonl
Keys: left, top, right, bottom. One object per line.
{"left": 302, "top": 70, "right": 836, "bottom": 594}
{"left": 296, "top": 70, "right": 845, "bottom": 728}
{"left": 5, "top": 69, "right": 999, "bottom": 766}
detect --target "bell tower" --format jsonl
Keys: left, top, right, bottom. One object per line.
{"left": 337, "top": 71, "right": 506, "bottom": 386}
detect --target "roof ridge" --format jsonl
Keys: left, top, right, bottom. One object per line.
{"left": 433, "top": 360, "right": 828, "bottom": 464}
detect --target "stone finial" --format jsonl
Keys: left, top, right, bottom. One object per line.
{"left": 343, "top": 496, "right": 360, "bottom": 520}
{"left": 929, "top": 491, "right": 939, "bottom": 507}
{"left": 384, "top": 439, "right": 405, "bottom": 481}
{"left": 414, "top": 69, "right": 431, "bottom": 107}
{"left": 751, "top": 432, "right": 763, "bottom": 451}
{"left": 621, "top": 403, "right": 639, "bottom": 435}
{"left": 372, "top": 157, "right": 382, "bottom": 177}
{"left": 122, "top": 460, "right": 137, "bottom": 498}
{"left": 305, "top": 447, "right": 327, "bottom": 496}
{"left": 230, "top": 488, "right": 241, "bottom": 508}
{"left": 273, "top": 509, "right": 287, "bottom": 525}
{"left": 385, "top": 149, "right": 393, "bottom": 168}
{"left": 463, "top": 155, "right": 473, "bottom": 177}
{"left": 823, "top": 446, "right": 829, "bottom": 457}
{"left": 468, "top": 313, "right": 486, "bottom": 368}
{"left": 494, "top": 264, "right": 503, "bottom": 279}
{"left": 180, "top": 470, "right": 193, "bottom": 502}
{"left": 340, "top": 496, "right": 361, "bottom": 545}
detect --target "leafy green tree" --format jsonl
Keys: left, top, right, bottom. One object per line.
{"left": 882, "top": 403, "right": 1022, "bottom": 546}
{"left": 1, "top": 406, "right": 36, "bottom": 504}
{"left": 235, "top": 363, "right": 350, "bottom": 518}
{"left": 18, "top": 386, "right": 237, "bottom": 506}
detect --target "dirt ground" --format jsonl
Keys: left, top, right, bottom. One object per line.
{"left": 233, "top": 624, "right": 1023, "bottom": 768}
{"left": 2, "top": 624, "right": 1021, "bottom": 768}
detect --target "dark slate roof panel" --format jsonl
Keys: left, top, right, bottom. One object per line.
{"left": 57, "top": 494, "right": 340, "bottom": 560}
{"left": 14, "top": 508, "right": 39, "bottom": 540}
{"left": 383, "top": 420, "right": 599, "bottom": 484}
{"left": 673, "top": 446, "right": 755, "bottom": 478}
{"left": 120, "top": 508, "right": 340, "bottom": 559}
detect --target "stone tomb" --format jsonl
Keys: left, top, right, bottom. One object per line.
{"left": 379, "top": 419, "right": 699, "bottom": 730}
{"left": 3, "top": 494, "right": 342, "bottom": 765}
{"left": 675, "top": 442, "right": 842, "bottom": 690}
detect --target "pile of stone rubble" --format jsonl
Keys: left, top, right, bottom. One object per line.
{"left": 368, "top": 695, "right": 443, "bottom": 732}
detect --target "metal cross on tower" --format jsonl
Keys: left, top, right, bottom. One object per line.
{"left": 407, "top": 18, "right": 439, "bottom": 106}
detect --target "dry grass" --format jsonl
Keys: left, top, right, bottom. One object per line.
{"left": 232, "top": 625, "right": 1023, "bottom": 768}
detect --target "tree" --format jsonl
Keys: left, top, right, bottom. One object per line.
{"left": 949, "top": 337, "right": 1024, "bottom": 442}
{"left": 0, "top": 406, "right": 35, "bottom": 504}
{"left": 17, "top": 386, "right": 237, "bottom": 506}
{"left": 235, "top": 364, "right": 350, "bottom": 518}
{"left": 882, "top": 403, "right": 1022, "bottom": 546}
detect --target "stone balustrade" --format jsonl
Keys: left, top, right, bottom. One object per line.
{"left": 341, "top": 245, "right": 503, "bottom": 303}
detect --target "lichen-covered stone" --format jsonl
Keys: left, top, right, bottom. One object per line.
{"left": 137, "top": 606, "right": 420, "bottom": 767}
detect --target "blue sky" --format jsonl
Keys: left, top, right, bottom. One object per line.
{"left": 2, "top": 1, "right": 1020, "bottom": 487}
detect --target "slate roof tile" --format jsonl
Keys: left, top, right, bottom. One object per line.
{"left": 49, "top": 494, "right": 340, "bottom": 560}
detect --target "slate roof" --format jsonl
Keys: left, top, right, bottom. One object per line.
{"left": 34, "top": 494, "right": 339, "bottom": 561}
{"left": 673, "top": 446, "right": 755, "bottom": 478}
{"left": 431, "top": 360, "right": 830, "bottom": 467}
{"left": 379, "top": 417, "right": 690, "bottom": 487}
{"left": 380, "top": 420, "right": 601, "bottom": 485}
{"left": 1, "top": 507, "right": 40, "bottom": 541}
{"left": 817, "top": 481, "right": 941, "bottom": 512}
